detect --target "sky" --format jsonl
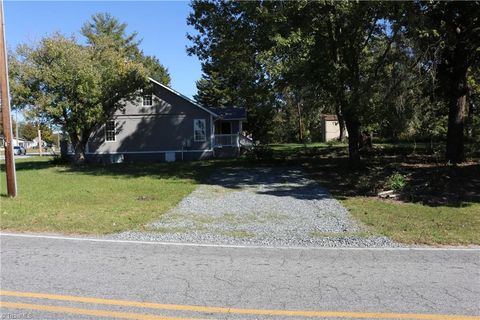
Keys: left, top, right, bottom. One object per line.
{"left": 4, "top": 1, "right": 202, "bottom": 99}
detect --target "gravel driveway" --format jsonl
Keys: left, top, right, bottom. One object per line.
{"left": 113, "top": 167, "right": 396, "bottom": 247}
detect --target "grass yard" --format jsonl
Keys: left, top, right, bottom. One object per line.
{"left": 0, "top": 157, "right": 214, "bottom": 234}
{"left": 344, "top": 198, "right": 479, "bottom": 245}
{"left": 1, "top": 142, "right": 479, "bottom": 245}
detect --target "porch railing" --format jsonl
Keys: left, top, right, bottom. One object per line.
{"left": 213, "top": 134, "right": 253, "bottom": 148}
{"left": 214, "top": 134, "right": 239, "bottom": 147}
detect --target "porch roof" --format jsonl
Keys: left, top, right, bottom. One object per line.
{"left": 207, "top": 106, "right": 247, "bottom": 121}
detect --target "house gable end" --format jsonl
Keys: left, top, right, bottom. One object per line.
{"left": 148, "top": 77, "right": 218, "bottom": 117}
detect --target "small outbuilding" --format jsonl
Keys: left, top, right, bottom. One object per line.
{"left": 320, "top": 114, "right": 347, "bottom": 142}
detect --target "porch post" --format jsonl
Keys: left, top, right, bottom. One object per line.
{"left": 210, "top": 115, "right": 215, "bottom": 157}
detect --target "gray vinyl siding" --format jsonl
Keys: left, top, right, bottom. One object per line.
{"left": 87, "top": 83, "right": 213, "bottom": 155}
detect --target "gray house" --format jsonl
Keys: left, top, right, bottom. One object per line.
{"left": 85, "top": 78, "right": 250, "bottom": 163}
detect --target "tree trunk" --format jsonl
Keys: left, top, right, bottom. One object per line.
{"left": 37, "top": 126, "right": 42, "bottom": 157}
{"left": 335, "top": 104, "right": 346, "bottom": 141}
{"left": 445, "top": 43, "right": 468, "bottom": 164}
{"left": 338, "top": 119, "right": 346, "bottom": 141}
{"left": 446, "top": 93, "right": 466, "bottom": 163}
{"left": 296, "top": 101, "right": 304, "bottom": 143}
{"left": 465, "top": 93, "right": 473, "bottom": 139}
{"left": 71, "top": 135, "right": 86, "bottom": 164}
{"left": 344, "top": 114, "right": 361, "bottom": 163}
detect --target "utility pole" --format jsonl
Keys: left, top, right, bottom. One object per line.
{"left": 0, "top": 0, "right": 17, "bottom": 197}
{"left": 37, "top": 124, "right": 42, "bottom": 157}
{"left": 56, "top": 131, "right": 60, "bottom": 153}
{"left": 14, "top": 109, "right": 18, "bottom": 140}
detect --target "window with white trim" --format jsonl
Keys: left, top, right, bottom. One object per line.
{"left": 105, "top": 120, "right": 116, "bottom": 142}
{"left": 193, "top": 119, "right": 206, "bottom": 142}
{"left": 143, "top": 94, "right": 153, "bottom": 106}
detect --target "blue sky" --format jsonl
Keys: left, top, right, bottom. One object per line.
{"left": 4, "top": 1, "right": 202, "bottom": 99}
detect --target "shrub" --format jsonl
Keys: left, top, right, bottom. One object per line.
{"left": 385, "top": 172, "right": 407, "bottom": 192}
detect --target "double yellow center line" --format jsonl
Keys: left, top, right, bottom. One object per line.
{"left": 1, "top": 290, "right": 478, "bottom": 320}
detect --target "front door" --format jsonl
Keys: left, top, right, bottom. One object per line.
{"left": 215, "top": 121, "right": 232, "bottom": 134}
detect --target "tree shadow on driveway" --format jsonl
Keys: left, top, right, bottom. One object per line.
{"left": 203, "top": 166, "right": 333, "bottom": 201}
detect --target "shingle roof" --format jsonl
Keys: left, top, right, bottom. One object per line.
{"left": 322, "top": 114, "right": 338, "bottom": 121}
{"left": 207, "top": 106, "right": 247, "bottom": 120}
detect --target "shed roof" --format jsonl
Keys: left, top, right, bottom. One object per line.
{"left": 322, "top": 114, "right": 338, "bottom": 121}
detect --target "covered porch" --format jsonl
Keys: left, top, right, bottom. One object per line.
{"left": 207, "top": 106, "right": 252, "bottom": 155}
{"left": 213, "top": 120, "right": 243, "bottom": 147}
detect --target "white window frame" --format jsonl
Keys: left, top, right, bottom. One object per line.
{"left": 142, "top": 94, "right": 153, "bottom": 106}
{"left": 193, "top": 119, "right": 206, "bottom": 142}
{"left": 105, "top": 120, "right": 116, "bottom": 142}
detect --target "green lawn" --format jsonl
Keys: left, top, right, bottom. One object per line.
{"left": 1, "top": 143, "right": 479, "bottom": 245}
{"left": 1, "top": 157, "right": 214, "bottom": 234}
{"left": 268, "top": 142, "right": 333, "bottom": 151}
{"left": 344, "top": 197, "right": 480, "bottom": 245}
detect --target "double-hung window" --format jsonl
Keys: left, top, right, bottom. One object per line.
{"left": 143, "top": 94, "right": 153, "bottom": 106}
{"left": 193, "top": 119, "right": 206, "bottom": 142}
{"left": 105, "top": 120, "right": 116, "bottom": 142}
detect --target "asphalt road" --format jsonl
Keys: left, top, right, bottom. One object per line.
{"left": 0, "top": 233, "right": 479, "bottom": 320}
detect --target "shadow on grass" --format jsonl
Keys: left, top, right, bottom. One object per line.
{"left": 4, "top": 143, "right": 479, "bottom": 207}
{"left": 302, "top": 150, "right": 480, "bottom": 207}
{"left": 1, "top": 158, "right": 54, "bottom": 171}
{"left": 2, "top": 156, "right": 260, "bottom": 184}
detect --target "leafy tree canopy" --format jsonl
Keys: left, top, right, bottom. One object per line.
{"left": 10, "top": 13, "right": 164, "bottom": 163}
{"left": 187, "top": 0, "right": 480, "bottom": 162}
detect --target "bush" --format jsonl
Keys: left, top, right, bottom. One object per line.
{"left": 385, "top": 172, "right": 406, "bottom": 192}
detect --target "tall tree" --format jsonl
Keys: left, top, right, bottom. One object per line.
{"left": 11, "top": 13, "right": 174, "bottom": 163}
{"left": 139, "top": 55, "right": 171, "bottom": 85}
{"left": 187, "top": 1, "right": 277, "bottom": 142}
{"left": 81, "top": 12, "right": 140, "bottom": 58}
{"left": 11, "top": 34, "right": 147, "bottom": 163}
{"left": 191, "top": 1, "right": 402, "bottom": 160}
{"left": 19, "top": 122, "right": 37, "bottom": 141}
{"left": 409, "top": 2, "right": 480, "bottom": 163}
{"left": 82, "top": 12, "right": 171, "bottom": 85}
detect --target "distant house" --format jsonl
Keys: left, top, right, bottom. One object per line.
{"left": 320, "top": 114, "right": 347, "bottom": 142}
{"left": 31, "top": 137, "right": 48, "bottom": 148}
{"left": 86, "top": 78, "right": 251, "bottom": 163}
{"left": 12, "top": 138, "right": 33, "bottom": 148}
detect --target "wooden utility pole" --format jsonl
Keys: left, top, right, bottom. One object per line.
{"left": 37, "top": 125, "right": 42, "bottom": 156}
{"left": 14, "top": 109, "right": 18, "bottom": 140}
{"left": 0, "top": 0, "right": 17, "bottom": 197}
